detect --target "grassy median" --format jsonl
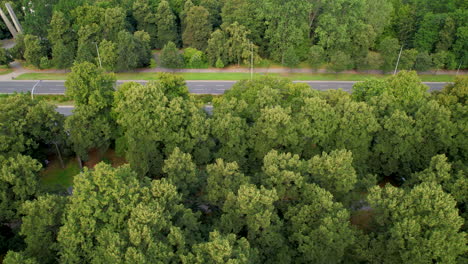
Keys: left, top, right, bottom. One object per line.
{"left": 14, "top": 72, "right": 458, "bottom": 82}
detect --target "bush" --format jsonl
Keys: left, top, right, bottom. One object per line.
{"left": 414, "top": 52, "right": 432, "bottom": 71}
{"left": 39, "top": 57, "right": 51, "bottom": 69}
{"left": 308, "top": 45, "right": 325, "bottom": 68}
{"left": 150, "top": 58, "right": 157, "bottom": 68}
{"left": 189, "top": 52, "right": 204, "bottom": 68}
{"left": 399, "top": 49, "right": 418, "bottom": 70}
{"left": 159, "top": 41, "right": 183, "bottom": 68}
{"left": 284, "top": 46, "right": 299, "bottom": 68}
{"left": 358, "top": 51, "right": 383, "bottom": 71}
{"left": 183, "top": 47, "right": 200, "bottom": 64}
{"left": 215, "top": 57, "right": 224, "bottom": 68}
{"left": 0, "top": 48, "right": 12, "bottom": 65}
{"left": 328, "top": 51, "right": 353, "bottom": 72}
{"left": 24, "top": 35, "right": 46, "bottom": 67}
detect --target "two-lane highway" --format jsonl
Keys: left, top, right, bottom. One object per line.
{"left": 0, "top": 80, "right": 449, "bottom": 95}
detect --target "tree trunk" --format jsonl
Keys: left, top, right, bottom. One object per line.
{"left": 54, "top": 142, "right": 65, "bottom": 169}
{"left": 77, "top": 155, "right": 83, "bottom": 170}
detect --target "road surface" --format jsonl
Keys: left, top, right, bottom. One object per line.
{"left": 0, "top": 80, "right": 449, "bottom": 95}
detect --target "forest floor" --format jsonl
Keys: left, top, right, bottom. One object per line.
{"left": 40, "top": 149, "right": 127, "bottom": 189}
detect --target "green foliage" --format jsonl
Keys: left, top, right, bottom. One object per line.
{"left": 399, "top": 49, "right": 418, "bottom": 70}
{"left": 0, "top": 154, "right": 41, "bottom": 222}
{"left": 3, "top": 251, "right": 38, "bottom": 264}
{"left": 23, "top": 35, "right": 46, "bottom": 68}
{"left": 358, "top": 51, "right": 383, "bottom": 71}
{"left": 39, "top": 57, "right": 51, "bottom": 69}
{"left": 308, "top": 45, "right": 325, "bottom": 68}
{"left": 99, "top": 39, "right": 117, "bottom": 71}
{"left": 116, "top": 31, "right": 138, "bottom": 72}
{"left": 215, "top": 58, "right": 224, "bottom": 68}
{"left": 65, "top": 62, "right": 115, "bottom": 107}
{"left": 19, "top": 195, "right": 67, "bottom": 263}
{"left": 163, "top": 147, "right": 197, "bottom": 197}
{"left": 285, "top": 183, "right": 355, "bottom": 263}
{"left": 283, "top": 46, "right": 299, "bottom": 68}
{"left": 184, "top": 48, "right": 205, "bottom": 68}
{"left": 182, "top": 6, "right": 212, "bottom": 50}
{"left": 205, "top": 159, "right": 250, "bottom": 207}
{"left": 65, "top": 62, "right": 116, "bottom": 160}
{"left": 414, "top": 51, "right": 433, "bottom": 71}
{"left": 160, "top": 41, "right": 184, "bottom": 68}
{"left": 155, "top": 0, "right": 178, "bottom": 49}
{"left": 365, "top": 183, "right": 466, "bottom": 263}
{"left": 192, "top": 231, "right": 257, "bottom": 263}
{"left": 57, "top": 163, "right": 200, "bottom": 263}
{"left": 113, "top": 78, "right": 210, "bottom": 177}
{"left": 378, "top": 37, "right": 400, "bottom": 72}
{"left": 0, "top": 94, "right": 66, "bottom": 159}
{"left": 206, "top": 29, "right": 227, "bottom": 66}
{"left": 328, "top": 51, "right": 352, "bottom": 72}
{"left": 0, "top": 48, "right": 13, "bottom": 65}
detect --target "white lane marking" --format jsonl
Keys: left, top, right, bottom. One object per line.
{"left": 215, "top": 85, "right": 225, "bottom": 87}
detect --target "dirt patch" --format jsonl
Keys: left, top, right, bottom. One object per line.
{"left": 83, "top": 149, "right": 127, "bottom": 168}
{"left": 350, "top": 209, "right": 374, "bottom": 231}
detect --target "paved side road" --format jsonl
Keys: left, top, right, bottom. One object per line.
{"left": 0, "top": 80, "right": 450, "bottom": 95}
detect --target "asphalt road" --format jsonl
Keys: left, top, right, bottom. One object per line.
{"left": 0, "top": 80, "right": 450, "bottom": 95}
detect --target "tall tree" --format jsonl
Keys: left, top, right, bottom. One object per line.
{"left": 163, "top": 147, "right": 198, "bottom": 197}
{"left": 182, "top": 6, "right": 212, "bottom": 50}
{"left": 285, "top": 183, "right": 355, "bottom": 263}
{"left": 155, "top": 0, "right": 178, "bottom": 48}
{"left": 49, "top": 11, "right": 76, "bottom": 68}
{"left": 132, "top": 0, "right": 158, "bottom": 48}
{"left": 103, "top": 7, "right": 127, "bottom": 42}
{"left": 16, "top": 195, "right": 67, "bottom": 263}
{"left": 220, "top": 184, "right": 290, "bottom": 263}
{"left": 116, "top": 30, "right": 138, "bottom": 71}
{"left": 65, "top": 62, "right": 116, "bottom": 161}
{"left": 0, "top": 154, "right": 41, "bottom": 222}
{"left": 23, "top": 35, "right": 45, "bottom": 68}
{"left": 263, "top": 0, "right": 308, "bottom": 63}
{"left": 21, "top": 0, "right": 59, "bottom": 37}
{"left": 205, "top": 159, "right": 250, "bottom": 207}
{"left": 57, "top": 163, "right": 200, "bottom": 263}
{"left": 365, "top": 182, "right": 466, "bottom": 263}
{"left": 99, "top": 39, "right": 118, "bottom": 71}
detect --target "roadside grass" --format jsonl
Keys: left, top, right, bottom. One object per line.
{"left": 15, "top": 72, "right": 457, "bottom": 82}
{"left": 0, "top": 65, "right": 13, "bottom": 75}
{"left": 40, "top": 158, "right": 80, "bottom": 188}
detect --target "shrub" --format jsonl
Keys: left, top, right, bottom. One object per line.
{"left": 328, "top": 51, "right": 353, "bottom": 72}
{"left": 308, "top": 45, "right": 325, "bottom": 68}
{"left": 189, "top": 52, "right": 204, "bottom": 68}
{"left": 284, "top": 46, "right": 299, "bottom": 68}
{"left": 159, "top": 41, "right": 183, "bottom": 68}
{"left": 215, "top": 57, "right": 224, "bottom": 68}
{"left": 0, "top": 48, "right": 13, "bottom": 65}
{"left": 39, "top": 57, "right": 51, "bottom": 69}
{"left": 150, "top": 58, "right": 157, "bottom": 68}
{"left": 414, "top": 52, "right": 432, "bottom": 71}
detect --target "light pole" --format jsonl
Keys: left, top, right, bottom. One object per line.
{"left": 94, "top": 42, "right": 102, "bottom": 68}
{"left": 394, "top": 44, "right": 404, "bottom": 75}
{"left": 250, "top": 41, "right": 254, "bottom": 80}
{"left": 31, "top": 80, "right": 41, "bottom": 99}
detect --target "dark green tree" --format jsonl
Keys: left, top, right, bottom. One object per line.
{"left": 23, "top": 35, "right": 45, "bottom": 68}
{"left": 155, "top": 0, "right": 178, "bottom": 49}
{"left": 160, "top": 41, "right": 184, "bottom": 68}
{"left": 182, "top": 6, "right": 211, "bottom": 50}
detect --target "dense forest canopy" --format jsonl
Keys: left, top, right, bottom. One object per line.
{"left": 0, "top": 65, "right": 467, "bottom": 262}
{"left": 0, "top": 0, "right": 466, "bottom": 70}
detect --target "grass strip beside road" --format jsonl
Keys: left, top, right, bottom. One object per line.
{"left": 14, "top": 72, "right": 458, "bottom": 82}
